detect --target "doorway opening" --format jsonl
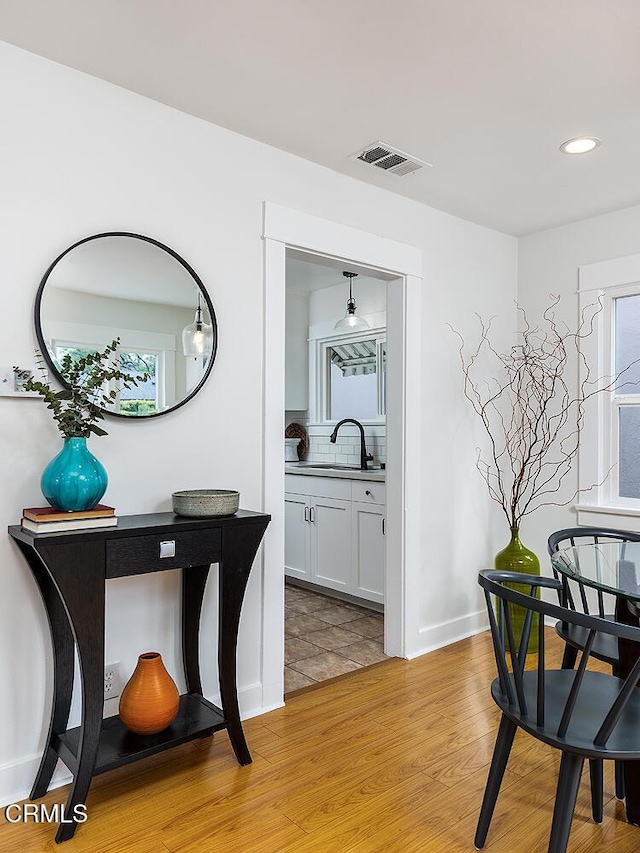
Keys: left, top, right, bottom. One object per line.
{"left": 284, "top": 251, "right": 389, "bottom": 691}
{"left": 261, "top": 202, "right": 422, "bottom": 712}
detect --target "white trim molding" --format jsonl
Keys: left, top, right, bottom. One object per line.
{"left": 262, "top": 202, "right": 423, "bottom": 709}
{"left": 409, "top": 610, "right": 489, "bottom": 660}
{"left": 577, "top": 253, "right": 640, "bottom": 529}
{"left": 263, "top": 204, "right": 422, "bottom": 276}
{"left": 578, "top": 251, "right": 640, "bottom": 293}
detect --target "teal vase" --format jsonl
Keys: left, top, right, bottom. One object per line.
{"left": 41, "top": 437, "right": 108, "bottom": 511}
{"left": 494, "top": 527, "right": 540, "bottom": 653}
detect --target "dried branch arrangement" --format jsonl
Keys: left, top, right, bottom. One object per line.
{"left": 452, "top": 295, "right": 632, "bottom": 529}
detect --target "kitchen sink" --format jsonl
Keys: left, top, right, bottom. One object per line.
{"left": 293, "top": 462, "right": 382, "bottom": 471}
{"left": 296, "top": 463, "right": 360, "bottom": 470}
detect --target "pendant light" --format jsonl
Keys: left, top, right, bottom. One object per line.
{"left": 334, "top": 272, "right": 370, "bottom": 331}
{"left": 182, "top": 291, "right": 213, "bottom": 357}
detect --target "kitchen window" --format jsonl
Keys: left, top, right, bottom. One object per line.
{"left": 310, "top": 330, "right": 386, "bottom": 424}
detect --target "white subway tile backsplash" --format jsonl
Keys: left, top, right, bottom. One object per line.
{"left": 304, "top": 428, "right": 386, "bottom": 466}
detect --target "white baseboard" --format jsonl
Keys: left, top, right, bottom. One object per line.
{"left": 406, "top": 609, "right": 489, "bottom": 660}
{"left": 0, "top": 754, "right": 72, "bottom": 810}
{"left": 239, "top": 682, "right": 284, "bottom": 719}
{"left": 405, "top": 612, "right": 559, "bottom": 662}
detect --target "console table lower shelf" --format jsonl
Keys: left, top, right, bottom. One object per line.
{"left": 8, "top": 509, "right": 270, "bottom": 843}
{"left": 56, "top": 694, "right": 227, "bottom": 777}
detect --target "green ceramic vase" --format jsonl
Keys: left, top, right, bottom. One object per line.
{"left": 494, "top": 527, "right": 540, "bottom": 653}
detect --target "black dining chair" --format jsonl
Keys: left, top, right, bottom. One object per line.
{"left": 547, "top": 527, "right": 640, "bottom": 671}
{"left": 548, "top": 525, "right": 640, "bottom": 799}
{"left": 475, "top": 569, "right": 640, "bottom": 853}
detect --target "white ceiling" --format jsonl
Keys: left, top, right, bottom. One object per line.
{"left": 2, "top": 0, "right": 639, "bottom": 236}
{"left": 286, "top": 257, "right": 383, "bottom": 295}
{"left": 286, "top": 251, "right": 391, "bottom": 294}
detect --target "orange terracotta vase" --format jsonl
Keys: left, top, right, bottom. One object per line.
{"left": 119, "top": 652, "right": 180, "bottom": 735}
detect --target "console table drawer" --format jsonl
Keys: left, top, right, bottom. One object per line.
{"left": 106, "top": 529, "right": 221, "bottom": 577}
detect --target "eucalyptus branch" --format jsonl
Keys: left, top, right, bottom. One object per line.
{"left": 450, "top": 296, "right": 639, "bottom": 529}
{"left": 15, "top": 339, "right": 150, "bottom": 440}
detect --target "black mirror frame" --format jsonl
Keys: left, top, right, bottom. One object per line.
{"left": 34, "top": 231, "right": 218, "bottom": 420}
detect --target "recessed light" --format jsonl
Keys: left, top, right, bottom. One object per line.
{"left": 559, "top": 136, "right": 601, "bottom": 155}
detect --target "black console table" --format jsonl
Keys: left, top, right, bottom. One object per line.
{"left": 8, "top": 509, "right": 270, "bottom": 843}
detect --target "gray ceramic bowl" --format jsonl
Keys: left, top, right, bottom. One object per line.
{"left": 172, "top": 489, "right": 240, "bottom": 518}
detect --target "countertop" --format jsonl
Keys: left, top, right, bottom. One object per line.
{"left": 285, "top": 463, "right": 386, "bottom": 482}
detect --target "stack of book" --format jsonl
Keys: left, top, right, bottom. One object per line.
{"left": 21, "top": 504, "right": 118, "bottom": 534}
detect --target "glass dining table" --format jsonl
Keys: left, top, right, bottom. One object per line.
{"left": 551, "top": 540, "right": 640, "bottom": 825}
{"left": 551, "top": 540, "right": 640, "bottom": 604}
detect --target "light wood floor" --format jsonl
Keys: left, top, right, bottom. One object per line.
{"left": 2, "top": 630, "right": 639, "bottom": 852}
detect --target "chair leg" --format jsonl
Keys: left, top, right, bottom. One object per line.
{"left": 615, "top": 760, "right": 626, "bottom": 800}
{"left": 612, "top": 665, "right": 626, "bottom": 800}
{"left": 561, "top": 644, "right": 579, "bottom": 670}
{"left": 548, "top": 752, "right": 584, "bottom": 853}
{"left": 588, "top": 760, "right": 603, "bottom": 823}
{"left": 474, "top": 715, "right": 517, "bottom": 850}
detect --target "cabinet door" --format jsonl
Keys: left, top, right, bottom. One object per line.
{"left": 352, "top": 502, "right": 385, "bottom": 604}
{"left": 284, "top": 494, "right": 310, "bottom": 581}
{"left": 310, "top": 497, "right": 352, "bottom": 593}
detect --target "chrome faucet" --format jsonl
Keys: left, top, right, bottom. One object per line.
{"left": 329, "top": 418, "right": 374, "bottom": 471}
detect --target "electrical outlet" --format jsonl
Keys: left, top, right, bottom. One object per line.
{"left": 104, "top": 662, "right": 123, "bottom": 701}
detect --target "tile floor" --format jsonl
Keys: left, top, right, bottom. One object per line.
{"left": 285, "top": 583, "right": 387, "bottom": 693}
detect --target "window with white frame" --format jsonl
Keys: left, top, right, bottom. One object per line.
{"left": 311, "top": 329, "right": 386, "bottom": 424}
{"left": 578, "top": 254, "right": 640, "bottom": 524}
{"left": 52, "top": 341, "right": 161, "bottom": 415}
{"left": 613, "top": 293, "right": 640, "bottom": 500}
{"left": 45, "top": 319, "right": 177, "bottom": 413}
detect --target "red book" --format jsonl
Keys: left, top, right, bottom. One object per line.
{"left": 22, "top": 504, "right": 116, "bottom": 523}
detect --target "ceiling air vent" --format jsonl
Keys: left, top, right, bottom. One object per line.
{"left": 350, "top": 141, "right": 432, "bottom": 177}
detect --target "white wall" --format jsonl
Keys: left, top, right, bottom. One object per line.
{"left": 0, "top": 41, "right": 516, "bottom": 804}
{"left": 517, "top": 204, "right": 640, "bottom": 563}
{"left": 284, "top": 292, "right": 309, "bottom": 410}
{"left": 46, "top": 288, "right": 192, "bottom": 337}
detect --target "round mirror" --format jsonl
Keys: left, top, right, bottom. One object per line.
{"left": 34, "top": 232, "right": 217, "bottom": 418}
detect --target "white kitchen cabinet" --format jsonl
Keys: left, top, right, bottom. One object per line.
{"left": 310, "top": 497, "right": 352, "bottom": 593}
{"left": 352, "top": 502, "right": 385, "bottom": 604}
{"left": 284, "top": 492, "right": 352, "bottom": 592}
{"left": 285, "top": 474, "right": 385, "bottom": 603}
{"left": 284, "top": 493, "right": 310, "bottom": 581}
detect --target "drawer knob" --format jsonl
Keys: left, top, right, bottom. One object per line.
{"left": 365, "top": 489, "right": 372, "bottom": 497}
{"left": 159, "top": 540, "right": 176, "bottom": 558}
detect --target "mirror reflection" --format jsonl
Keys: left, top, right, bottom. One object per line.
{"left": 35, "top": 233, "right": 217, "bottom": 418}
